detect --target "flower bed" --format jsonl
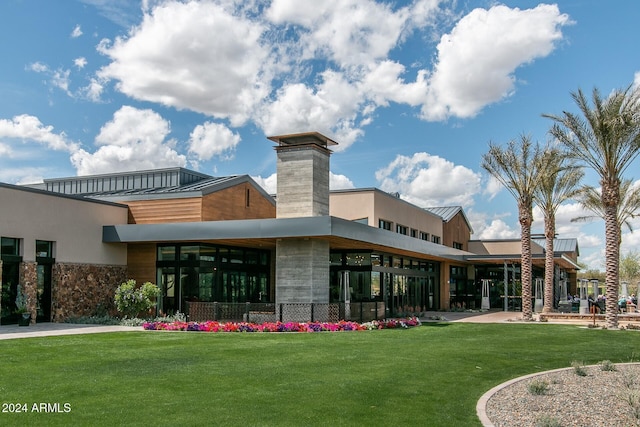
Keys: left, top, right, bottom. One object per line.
{"left": 142, "top": 317, "right": 421, "bottom": 333}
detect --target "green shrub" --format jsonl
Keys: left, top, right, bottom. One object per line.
{"left": 114, "top": 279, "right": 160, "bottom": 318}
{"left": 527, "top": 379, "right": 549, "bottom": 395}
{"left": 571, "top": 360, "right": 588, "bottom": 377}
{"left": 535, "top": 414, "right": 562, "bottom": 427}
{"left": 599, "top": 360, "right": 617, "bottom": 371}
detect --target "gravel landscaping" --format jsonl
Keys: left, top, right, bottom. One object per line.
{"left": 482, "top": 363, "right": 640, "bottom": 427}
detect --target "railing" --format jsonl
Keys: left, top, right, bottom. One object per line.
{"left": 186, "top": 302, "right": 387, "bottom": 323}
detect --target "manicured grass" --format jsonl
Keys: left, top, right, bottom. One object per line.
{"left": 2, "top": 323, "right": 640, "bottom": 426}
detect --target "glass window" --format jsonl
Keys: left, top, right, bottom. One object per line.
{"left": 396, "top": 224, "right": 408, "bottom": 235}
{"left": 420, "top": 232, "right": 429, "bottom": 241}
{"left": 1, "top": 237, "right": 20, "bottom": 256}
{"left": 393, "top": 257, "right": 402, "bottom": 269}
{"left": 229, "top": 249, "right": 243, "bottom": 264}
{"left": 200, "top": 245, "right": 216, "bottom": 262}
{"left": 157, "top": 245, "right": 176, "bottom": 261}
{"left": 330, "top": 252, "right": 343, "bottom": 266}
{"left": 371, "top": 254, "right": 381, "bottom": 267}
{"left": 36, "top": 240, "right": 53, "bottom": 258}
{"left": 180, "top": 246, "right": 200, "bottom": 261}
{"left": 378, "top": 219, "right": 392, "bottom": 230}
{"left": 346, "top": 252, "right": 370, "bottom": 266}
{"left": 245, "top": 250, "right": 259, "bottom": 265}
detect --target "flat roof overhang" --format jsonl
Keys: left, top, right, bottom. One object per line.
{"left": 103, "top": 216, "right": 469, "bottom": 263}
{"left": 465, "top": 253, "right": 580, "bottom": 271}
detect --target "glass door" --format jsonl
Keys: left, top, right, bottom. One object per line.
{"left": 157, "top": 267, "right": 178, "bottom": 314}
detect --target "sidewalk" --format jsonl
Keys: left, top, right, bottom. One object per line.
{"left": 421, "top": 310, "right": 523, "bottom": 323}
{"left": 0, "top": 323, "right": 141, "bottom": 340}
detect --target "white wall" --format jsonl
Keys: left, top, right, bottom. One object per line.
{"left": 0, "top": 185, "right": 128, "bottom": 265}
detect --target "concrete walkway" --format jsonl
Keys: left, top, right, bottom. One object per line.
{"left": 0, "top": 323, "right": 141, "bottom": 340}
{"left": 421, "top": 310, "right": 523, "bottom": 323}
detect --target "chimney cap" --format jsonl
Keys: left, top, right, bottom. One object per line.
{"left": 267, "top": 131, "right": 338, "bottom": 147}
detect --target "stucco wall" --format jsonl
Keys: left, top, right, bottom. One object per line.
{"left": 0, "top": 185, "right": 128, "bottom": 265}
{"left": 330, "top": 189, "right": 443, "bottom": 239}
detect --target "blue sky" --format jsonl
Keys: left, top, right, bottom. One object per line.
{"left": 1, "top": 0, "right": 639, "bottom": 270}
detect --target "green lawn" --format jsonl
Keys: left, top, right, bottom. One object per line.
{"left": 1, "top": 323, "right": 639, "bottom": 426}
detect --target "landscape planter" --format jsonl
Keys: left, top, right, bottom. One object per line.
{"left": 18, "top": 314, "right": 31, "bottom": 326}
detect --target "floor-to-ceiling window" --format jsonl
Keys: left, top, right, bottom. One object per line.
{"left": 156, "top": 243, "right": 270, "bottom": 314}
{"left": 330, "top": 251, "right": 440, "bottom": 317}
{"left": 1, "top": 237, "right": 22, "bottom": 324}
{"left": 36, "top": 240, "right": 54, "bottom": 322}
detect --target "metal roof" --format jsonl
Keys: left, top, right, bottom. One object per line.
{"left": 425, "top": 206, "right": 474, "bottom": 234}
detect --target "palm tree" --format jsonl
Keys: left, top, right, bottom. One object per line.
{"left": 482, "top": 135, "right": 549, "bottom": 321}
{"left": 534, "top": 148, "right": 583, "bottom": 313}
{"left": 572, "top": 179, "right": 640, "bottom": 239}
{"left": 545, "top": 85, "right": 640, "bottom": 328}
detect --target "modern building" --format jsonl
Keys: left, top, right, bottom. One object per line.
{"left": 0, "top": 132, "right": 580, "bottom": 324}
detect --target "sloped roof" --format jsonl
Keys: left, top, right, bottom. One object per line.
{"left": 425, "top": 206, "right": 474, "bottom": 234}
{"left": 36, "top": 167, "right": 275, "bottom": 205}
{"left": 533, "top": 238, "right": 579, "bottom": 256}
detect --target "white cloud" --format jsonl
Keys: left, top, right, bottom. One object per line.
{"left": 71, "top": 24, "right": 83, "bottom": 38}
{"left": 90, "top": 1, "right": 569, "bottom": 152}
{"left": 74, "top": 57, "right": 87, "bottom": 69}
{"left": 256, "top": 71, "right": 364, "bottom": 149}
{"left": 634, "top": 71, "right": 640, "bottom": 88}
{"left": 70, "top": 106, "right": 186, "bottom": 175}
{"left": 251, "top": 170, "right": 354, "bottom": 195}
{"left": 52, "top": 69, "right": 72, "bottom": 95}
{"left": 420, "top": 4, "right": 570, "bottom": 121}
{"left": 532, "top": 202, "right": 593, "bottom": 236}
{"left": 80, "top": 78, "right": 105, "bottom": 102}
{"left": 265, "top": 0, "right": 425, "bottom": 68}
{"left": 0, "top": 114, "right": 78, "bottom": 152}
{"left": 28, "top": 62, "right": 49, "bottom": 73}
{"left": 475, "top": 218, "right": 519, "bottom": 240}
{"left": 0, "top": 143, "right": 12, "bottom": 157}
{"left": 97, "top": 0, "right": 270, "bottom": 126}
{"left": 188, "top": 122, "right": 240, "bottom": 161}
{"left": 375, "top": 152, "right": 481, "bottom": 207}
{"left": 330, "top": 172, "right": 355, "bottom": 190}
{"left": 251, "top": 173, "right": 277, "bottom": 195}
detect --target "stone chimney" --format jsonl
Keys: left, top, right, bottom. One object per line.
{"left": 267, "top": 132, "right": 337, "bottom": 321}
{"left": 268, "top": 132, "right": 337, "bottom": 218}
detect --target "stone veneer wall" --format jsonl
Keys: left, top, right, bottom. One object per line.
{"left": 52, "top": 263, "right": 127, "bottom": 322}
{"left": 19, "top": 261, "right": 38, "bottom": 325}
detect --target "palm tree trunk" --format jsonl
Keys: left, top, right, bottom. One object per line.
{"left": 520, "top": 206, "right": 533, "bottom": 321}
{"left": 543, "top": 215, "right": 555, "bottom": 313}
{"left": 604, "top": 202, "right": 620, "bottom": 328}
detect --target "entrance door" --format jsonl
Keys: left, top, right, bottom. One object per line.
{"left": 158, "top": 267, "right": 178, "bottom": 314}
{"left": 0, "top": 261, "right": 20, "bottom": 324}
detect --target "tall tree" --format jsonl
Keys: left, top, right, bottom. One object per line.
{"left": 572, "top": 179, "right": 640, "bottom": 241}
{"left": 619, "top": 251, "right": 640, "bottom": 294}
{"left": 534, "top": 148, "right": 583, "bottom": 313}
{"left": 545, "top": 85, "right": 640, "bottom": 328}
{"left": 482, "top": 135, "right": 549, "bottom": 321}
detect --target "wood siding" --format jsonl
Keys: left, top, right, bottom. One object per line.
{"left": 127, "top": 243, "right": 156, "bottom": 285}
{"left": 202, "top": 183, "right": 275, "bottom": 221}
{"left": 442, "top": 212, "right": 471, "bottom": 251}
{"left": 127, "top": 197, "right": 202, "bottom": 224}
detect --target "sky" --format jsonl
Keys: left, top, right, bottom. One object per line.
{"left": 1, "top": 0, "right": 640, "bottom": 271}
